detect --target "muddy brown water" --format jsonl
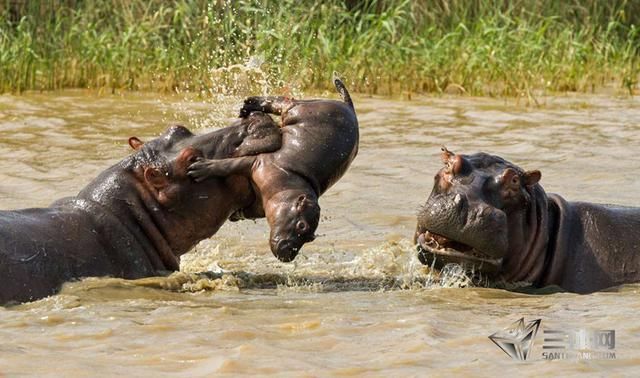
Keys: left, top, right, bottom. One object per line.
{"left": 0, "top": 92, "right": 639, "bottom": 376}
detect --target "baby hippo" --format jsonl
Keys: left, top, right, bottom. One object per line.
{"left": 189, "top": 76, "right": 359, "bottom": 262}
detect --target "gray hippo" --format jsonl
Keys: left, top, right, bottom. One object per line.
{"left": 0, "top": 113, "right": 281, "bottom": 304}
{"left": 415, "top": 148, "right": 640, "bottom": 294}
{"left": 188, "top": 76, "right": 359, "bottom": 262}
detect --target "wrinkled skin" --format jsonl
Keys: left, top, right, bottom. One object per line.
{"left": 0, "top": 116, "right": 281, "bottom": 304}
{"left": 415, "top": 148, "right": 640, "bottom": 294}
{"left": 189, "top": 77, "right": 359, "bottom": 262}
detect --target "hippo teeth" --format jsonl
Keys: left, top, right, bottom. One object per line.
{"left": 417, "top": 231, "right": 502, "bottom": 267}
{"left": 423, "top": 231, "right": 472, "bottom": 252}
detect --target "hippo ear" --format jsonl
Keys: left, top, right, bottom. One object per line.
{"left": 144, "top": 167, "right": 169, "bottom": 190}
{"left": 524, "top": 170, "right": 541, "bottom": 187}
{"left": 129, "top": 137, "right": 144, "bottom": 150}
{"left": 440, "top": 146, "right": 455, "bottom": 163}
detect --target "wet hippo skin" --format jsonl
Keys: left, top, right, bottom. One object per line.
{"left": 188, "top": 76, "right": 359, "bottom": 262}
{"left": 0, "top": 115, "right": 281, "bottom": 304}
{"left": 415, "top": 148, "right": 640, "bottom": 294}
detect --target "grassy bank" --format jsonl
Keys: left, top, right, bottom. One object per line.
{"left": 1, "top": 0, "right": 639, "bottom": 96}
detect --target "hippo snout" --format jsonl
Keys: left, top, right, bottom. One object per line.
{"left": 417, "top": 189, "right": 509, "bottom": 260}
{"left": 270, "top": 239, "right": 301, "bottom": 262}
{"left": 418, "top": 192, "right": 469, "bottom": 234}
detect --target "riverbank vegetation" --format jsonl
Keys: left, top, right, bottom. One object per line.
{"left": 1, "top": 0, "right": 638, "bottom": 96}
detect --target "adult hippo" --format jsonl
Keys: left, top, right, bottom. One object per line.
{"left": 0, "top": 112, "right": 281, "bottom": 304}
{"left": 415, "top": 148, "right": 640, "bottom": 294}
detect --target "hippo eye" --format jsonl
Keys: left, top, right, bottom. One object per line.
{"left": 511, "top": 175, "right": 520, "bottom": 186}
{"left": 296, "top": 221, "right": 308, "bottom": 232}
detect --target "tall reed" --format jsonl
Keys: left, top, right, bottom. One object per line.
{"left": 0, "top": 0, "right": 638, "bottom": 95}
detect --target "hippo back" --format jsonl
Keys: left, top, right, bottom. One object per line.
{"left": 0, "top": 201, "right": 157, "bottom": 304}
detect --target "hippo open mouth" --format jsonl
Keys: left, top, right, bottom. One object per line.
{"left": 416, "top": 230, "right": 502, "bottom": 272}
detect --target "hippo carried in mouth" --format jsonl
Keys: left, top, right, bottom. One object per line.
{"left": 0, "top": 113, "right": 281, "bottom": 304}
{"left": 188, "top": 75, "right": 359, "bottom": 262}
{"left": 415, "top": 148, "right": 640, "bottom": 294}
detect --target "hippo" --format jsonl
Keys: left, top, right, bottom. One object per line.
{"left": 0, "top": 113, "right": 281, "bottom": 304}
{"left": 188, "top": 75, "right": 359, "bottom": 262}
{"left": 415, "top": 148, "right": 640, "bottom": 294}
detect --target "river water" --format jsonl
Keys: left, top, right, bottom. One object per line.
{"left": 0, "top": 91, "right": 639, "bottom": 376}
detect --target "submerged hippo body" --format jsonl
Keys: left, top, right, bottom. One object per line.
{"left": 415, "top": 149, "right": 640, "bottom": 294}
{"left": 189, "top": 76, "right": 359, "bottom": 261}
{"left": 0, "top": 114, "right": 281, "bottom": 304}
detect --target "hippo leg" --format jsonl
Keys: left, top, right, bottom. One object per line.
{"left": 239, "top": 96, "right": 294, "bottom": 118}
{"left": 232, "top": 112, "right": 282, "bottom": 157}
{"left": 233, "top": 131, "right": 281, "bottom": 157}
{"left": 188, "top": 156, "right": 256, "bottom": 182}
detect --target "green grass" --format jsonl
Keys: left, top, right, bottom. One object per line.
{"left": 0, "top": 0, "right": 638, "bottom": 96}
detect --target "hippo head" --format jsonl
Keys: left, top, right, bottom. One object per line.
{"left": 415, "top": 148, "right": 545, "bottom": 280}
{"left": 266, "top": 190, "right": 320, "bottom": 262}
{"left": 124, "top": 125, "right": 254, "bottom": 255}
{"left": 128, "top": 126, "right": 203, "bottom": 207}
{"left": 127, "top": 124, "right": 255, "bottom": 203}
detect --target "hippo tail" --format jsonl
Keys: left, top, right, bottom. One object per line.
{"left": 332, "top": 72, "right": 354, "bottom": 111}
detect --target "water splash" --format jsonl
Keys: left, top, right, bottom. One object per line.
{"left": 156, "top": 54, "right": 305, "bottom": 132}
{"left": 438, "top": 264, "right": 473, "bottom": 288}
{"left": 177, "top": 239, "right": 477, "bottom": 292}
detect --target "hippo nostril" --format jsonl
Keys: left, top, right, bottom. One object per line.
{"left": 272, "top": 239, "right": 300, "bottom": 262}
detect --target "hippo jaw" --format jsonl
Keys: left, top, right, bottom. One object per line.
{"left": 415, "top": 230, "right": 503, "bottom": 273}
{"left": 414, "top": 191, "right": 508, "bottom": 274}
{"left": 414, "top": 186, "right": 510, "bottom": 275}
